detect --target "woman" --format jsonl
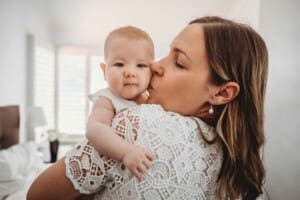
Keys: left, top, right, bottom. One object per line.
{"left": 27, "top": 16, "right": 268, "bottom": 200}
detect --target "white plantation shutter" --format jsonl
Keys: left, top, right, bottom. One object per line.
{"left": 33, "top": 46, "right": 55, "bottom": 130}
{"left": 57, "top": 53, "right": 87, "bottom": 135}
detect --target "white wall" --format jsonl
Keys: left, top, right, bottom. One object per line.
{"left": 0, "top": 0, "right": 52, "bottom": 142}
{"left": 47, "top": 0, "right": 260, "bottom": 58}
{"left": 259, "top": 0, "right": 300, "bottom": 199}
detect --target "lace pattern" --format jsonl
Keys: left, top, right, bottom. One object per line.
{"left": 65, "top": 105, "right": 223, "bottom": 199}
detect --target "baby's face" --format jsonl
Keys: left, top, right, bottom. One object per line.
{"left": 104, "top": 37, "right": 154, "bottom": 100}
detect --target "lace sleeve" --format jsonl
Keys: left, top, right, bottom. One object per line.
{"left": 65, "top": 106, "right": 141, "bottom": 194}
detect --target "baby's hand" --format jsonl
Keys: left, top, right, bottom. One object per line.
{"left": 121, "top": 145, "right": 154, "bottom": 181}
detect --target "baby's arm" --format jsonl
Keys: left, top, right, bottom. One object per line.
{"left": 86, "top": 97, "right": 154, "bottom": 181}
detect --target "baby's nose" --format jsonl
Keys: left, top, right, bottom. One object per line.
{"left": 124, "top": 68, "right": 136, "bottom": 78}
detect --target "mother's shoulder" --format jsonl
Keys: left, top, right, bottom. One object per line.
{"left": 119, "top": 104, "right": 212, "bottom": 130}
{"left": 139, "top": 104, "right": 165, "bottom": 114}
{"left": 135, "top": 104, "right": 217, "bottom": 144}
{"left": 137, "top": 104, "right": 212, "bottom": 129}
{"left": 116, "top": 104, "right": 216, "bottom": 143}
{"left": 138, "top": 104, "right": 181, "bottom": 119}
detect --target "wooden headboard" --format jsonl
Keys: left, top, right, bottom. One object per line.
{"left": 0, "top": 105, "right": 20, "bottom": 150}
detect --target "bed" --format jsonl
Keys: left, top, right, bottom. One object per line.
{"left": 0, "top": 105, "right": 95, "bottom": 200}
{"left": 0, "top": 105, "right": 47, "bottom": 200}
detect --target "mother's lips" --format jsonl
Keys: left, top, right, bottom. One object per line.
{"left": 148, "top": 84, "right": 154, "bottom": 90}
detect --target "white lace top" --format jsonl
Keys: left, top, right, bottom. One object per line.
{"left": 88, "top": 88, "right": 137, "bottom": 113}
{"left": 65, "top": 104, "right": 223, "bottom": 200}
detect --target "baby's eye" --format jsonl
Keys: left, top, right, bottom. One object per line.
{"left": 137, "top": 64, "right": 147, "bottom": 68}
{"left": 175, "top": 61, "right": 185, "bottom": 69}
{"left": 114, "top": 62, "right": 124, "bottom": 67}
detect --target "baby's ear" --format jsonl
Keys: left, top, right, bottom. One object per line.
{"left": 100, "top": 63, "right": 107, "bottom": 80}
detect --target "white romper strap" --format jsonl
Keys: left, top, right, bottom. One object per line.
{"left": 88, "top": 88, "right": 137, "bottom": 113}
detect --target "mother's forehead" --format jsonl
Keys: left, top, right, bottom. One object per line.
{"left": 171, "top": 24, "right": 204, "bottom": 46}
{"left": 170, "top": 24, "right": 206, "bottom": 59}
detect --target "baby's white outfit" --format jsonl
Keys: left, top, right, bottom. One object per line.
{"left": 89, "top": 88, "right": 137, "bottom": 113}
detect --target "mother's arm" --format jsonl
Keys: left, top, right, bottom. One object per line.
{"left": 27, "top": 106, "right": 141, "bottom": 200}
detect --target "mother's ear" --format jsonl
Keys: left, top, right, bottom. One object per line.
{"left": 209, "top": 81, "right": 240, "bottom": 105}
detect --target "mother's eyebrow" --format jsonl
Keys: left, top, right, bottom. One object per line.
{"left": 173, "top": 47, "right": 191, "bottom": 62}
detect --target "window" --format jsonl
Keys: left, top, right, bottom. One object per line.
{"left": 57, "top": 52, "right": 87, "bottom": 135}
{"left": 29, "top": 38, "right": 106, "bottom": 141}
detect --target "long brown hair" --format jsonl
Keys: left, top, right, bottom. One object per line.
{"left": 190, "top": 17, "right": 268, "bottom": 199}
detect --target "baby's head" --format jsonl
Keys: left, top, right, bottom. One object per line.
{"left": 101, "top": 26, "right": 154, "bottom": 100}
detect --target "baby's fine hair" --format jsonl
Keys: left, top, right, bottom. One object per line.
{"left": 104, "top": 26, "right": 154, "bottom": 58}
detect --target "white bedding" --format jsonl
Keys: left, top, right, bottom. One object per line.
{"left": 4, "top": 165, "right": 49, "bottom": 200}
{"left": 0, "top": 142, "right": 49, "bottom": 200}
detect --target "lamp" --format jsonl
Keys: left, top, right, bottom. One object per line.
{"left": 27, "top": 106, "right": 59, "bottom": 163}
{"left": 27, "top": 106, "right": 48, "bottom": 144}
{"left": 27, "top": 106, "right": 47, "bottom": 128}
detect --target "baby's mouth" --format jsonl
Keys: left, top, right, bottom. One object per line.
{"left": 124, "top": 83, "right": 137, "bottom": 86}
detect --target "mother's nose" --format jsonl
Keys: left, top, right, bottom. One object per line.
{"left": 150, "top": 59, "right": 164, "bottom": 76}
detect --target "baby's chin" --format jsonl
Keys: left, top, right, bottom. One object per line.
{"left": 120, "top": 92, "right": 140, "bottom": 101}
{"left": 121, "top": 89, "right": 148, "bottom": 101}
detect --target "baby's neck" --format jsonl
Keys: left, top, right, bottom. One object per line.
{"left": 132, "top": 91, "right": 149, "bottom": 104}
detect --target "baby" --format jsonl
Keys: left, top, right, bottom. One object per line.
{"left": 86, "top": 26, "right": 154, "bottom": 181}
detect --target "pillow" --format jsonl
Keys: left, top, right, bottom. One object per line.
{"left": 0, "top": 142, "right": 42, "bottom": 181}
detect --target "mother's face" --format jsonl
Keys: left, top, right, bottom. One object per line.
{"left": 147, "top": 24, "right": 216, "bottom": 116}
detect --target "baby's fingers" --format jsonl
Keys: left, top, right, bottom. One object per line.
{"left": 144, "top": 149, "right": 155, "bottom": 161}
{"left": 138, "top": 164, "right": 148, "bottom": 174}
{"left": 132, "top": 169, "right": 143, "bottom": 182}
{"left": 142, "top": 159, "right": 152, "bottom": 169}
